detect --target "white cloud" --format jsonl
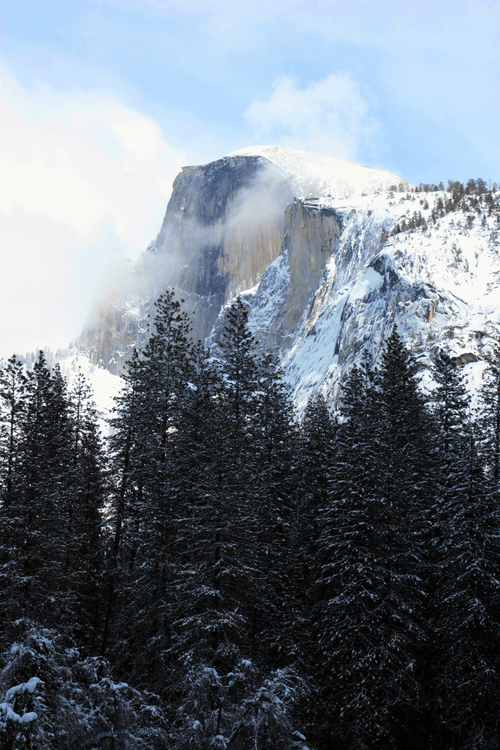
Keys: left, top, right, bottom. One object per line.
{"left": 0, "top": 69, "right": 186, "bottom": 358}
{"left": 244, "top": 73, "right": 381, "bottom": 162}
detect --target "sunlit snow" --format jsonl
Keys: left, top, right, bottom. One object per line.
{"left": 227, "top": 145, "right": 411, "bottom": 200}
{"left": 239, "top": 182, "right": 500, "bottom": 412}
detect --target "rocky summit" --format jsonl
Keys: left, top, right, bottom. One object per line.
{"left": 77, "top": 146, "right": 500, "bottom": 409}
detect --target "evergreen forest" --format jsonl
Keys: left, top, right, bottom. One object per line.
{"left": 2, "top": 291, "right": 500, "bottom": 750}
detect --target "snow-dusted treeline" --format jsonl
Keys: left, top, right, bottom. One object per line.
{"left": 1, "top": 292, "right": 500, "bottom": 749}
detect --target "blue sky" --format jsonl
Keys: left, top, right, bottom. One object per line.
{"left": 0, "top": 0, "right": 499, "bottom": 356}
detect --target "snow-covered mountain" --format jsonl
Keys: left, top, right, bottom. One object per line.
{"left": 242, "top": 186, "right": 499, "bottom": 411}
{"left": 76, "top": 146, "right": 500, "bottom": 410}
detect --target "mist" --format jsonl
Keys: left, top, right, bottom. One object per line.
{"left": 116, "top": 159, "right": 293, "bottom": 306}
{"left": 0, "top": 70, "right": 189, "bottom": 362}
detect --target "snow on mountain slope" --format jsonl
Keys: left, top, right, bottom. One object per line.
{"left": 64, "top": 170, "right": 500, "bottom": 420}
{"left": 239, "top": 184, "right": 500, "bottom": 412}
{"left": 227, "top": 145, "right": 412, "bottom": 199}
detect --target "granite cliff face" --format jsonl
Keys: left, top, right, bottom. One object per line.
{"left": 154, "top": 154, "right": 292, "bottom": 342}
{"left": 78, "top": 146, "right": 407, "bottom": 374}
{"left": 221, "top": 197, "right": 342, "bottom": 354}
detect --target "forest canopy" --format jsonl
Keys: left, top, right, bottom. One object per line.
{"left": 1, "top": 293, "right": 500, "bottom": 749}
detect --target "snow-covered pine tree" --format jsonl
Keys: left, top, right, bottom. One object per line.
{"left": 212, "top": 297, "right": 266, "bottom": 660}
{"left": 314, "top": 332, "right": 429, "bottom": 749}
{"left": 3, "top": 353, "right": 76, "bottom": 631}
{"left": 478, "top": 351, "right": 500, "bottom": 488}
{"left": 214, "top": 298, "right": 301, "bottom": 671}
{"left": 0, "top": 355, "right": 27, "bottom": 507}
{"left": 0, "top": 356, "right": 28, "bottom": 646}
{"left": 168, "top": 298, "right": 310, "bottom": 747}
{"left": 66, "top": 369, "right": 106, "bottom": 652}
{"left": 101, "top": 347, "right": 149, "bottom": 658}
{"left": 370, "top": 327, "right": 430, "bottom": 746}
{"left": 166, "top": 346, "right": 229, "bottom": 669}
{"left": 293, "top": 393, "right": 336, "bottom": 623}
{"left": 314, "top": 357, "right": 386, "bottom": 748}
{"left": 0, "top": 623, "right": 169, "bottom": 749}
{"left": 250, "top": 353, "right": 298, "bottom": 667}
{"left": 429, "top": 350, "right": 500, "bottom": 747}
{"left": 104, "top": 291, "right": 195, "bottom": 681}
{"left": 175, "top": 300, "right": 263, "bottom": 658}
{"left": 1, "top": 357, "right": 105, "bottom": 650}
{"left": 162, "top": 305, "right": 259, "bottom": 745}
{"left": 291, "top": 393, "right": 337, "bottom": 741}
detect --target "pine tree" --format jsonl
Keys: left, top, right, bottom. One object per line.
{"left": 104, "top": 291, "right": 195, "bottom": 681}
{"left": 314, "top": 333, "right": 429, "bottom": 749}
{"left": 172, "top": 298, "right": 263, "bottom": 666}
{"left": 429, "top": 351, "right": 500, "bottom": 747}
{"left": 296, "top": 393, "right": 335, "bottom": 574}
{"left": 251, "top": 353, "right": 298, "bottom": 668}
{"left": 5, "top": 353, "right": 75, "bottom": 629}
{"left": 373, "top": 328, "right": 431, "bottom": 747}
{"left": 0, "top": 355, "right": 105, "bottom": 649}
{"left": 0, "top": 355, "right": 28, "bottom": 646}
{"left": 314, "top": 358, "right": 388, "bottom": 748}
{"left": 0, "top": 623, "right": 169, "bottom": 749}
{"left": 214, "top": 299, "right": 292, "bottom": 669}
{"left": 66, "top": 369, "right": 106, "bottom": 651}
{"left": 169, "top": 353, "right": 251, "bottom": 699}
{"left": 170, "top": 337, "right": 310, "bottom": 747}
{"left": 292, "top": 394, "right": 336, "bottom": 741}
{"left": 101, "top": 348, "right": 148, "bottom": 658}
{"left": 478, "top": 352, "right": 500, "bottom": 488}
{"left": 0, "top": 356, "right": 27, "bottom": 506}
{"left": 166, "top": 298, "right": 303, "bottom": 746}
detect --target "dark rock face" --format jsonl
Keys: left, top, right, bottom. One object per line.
{"left": 158, "top": 156, "right": 266, "bottom": 236}
{"left": 451, "top": 352, "right": 479, "bottom": 367}
{"left": 208, "top": 198, "right": 342, "bottom": 356}
{"left": 153, "top": 155, "right": 292, "bottom": 341}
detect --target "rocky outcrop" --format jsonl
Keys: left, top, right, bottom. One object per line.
{"left": 227, "top": 198, "right": 342, "bottom": 354}
{"left": 283, "top": 200, "right": 341, "bottom": 336}
{"left": 156, "top": 155, "right": 292, "bottom": 335}
{"left": 451, "top": 352, "right": 479, "bottom": 367}
{"left": 78, "top": 299, "right": 154, "bottom": 374}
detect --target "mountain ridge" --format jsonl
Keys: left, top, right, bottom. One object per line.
{"left": 73, "top": 146, "right": 500, "bottom": 412}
